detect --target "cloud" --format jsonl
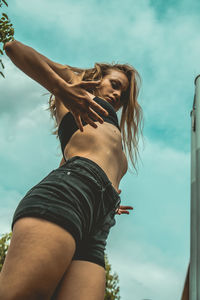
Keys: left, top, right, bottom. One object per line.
{"left": 0, "top": 186, "right": 23, "bottom": 234}
{"left": 0, "top": 58, "right": 48, "bottom": 116}
{"left": 107, "top": 240, "right": 185, "bottom": 300}
{"left": 0, "top": 89, "right": 60, "bottom": 194}
{"left": 119, "top": 138, "right": 190, "bottom": 249}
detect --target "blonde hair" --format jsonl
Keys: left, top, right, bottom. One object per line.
{"left": 49, "top": 63, "right": 143, "bottom": 170}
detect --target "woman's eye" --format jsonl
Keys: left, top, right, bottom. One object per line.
{"left": 111, "top": 81, "right": 119, "bottom": 89}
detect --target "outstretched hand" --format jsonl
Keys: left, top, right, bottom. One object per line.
{"left": 115, "top": 189, "right": 134, "bottom": 215}
{"left": 56, "top": 80, "right": 108, "bottom": 131}
{"left": 115, "top": 205, "right": 133, "bottom": 215}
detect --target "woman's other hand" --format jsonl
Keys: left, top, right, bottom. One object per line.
{"left": 115, "top": 189, "right": 134, "bottom": 215}
{"left": 115, "top": 206, "right": 134, "bottom": 215}
{"left": 55, "top": 80, "right": 108, "bottom": 131}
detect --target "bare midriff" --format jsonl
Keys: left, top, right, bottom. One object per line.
{"left": 63, "top": 122, "right": 128, "bottom": 192}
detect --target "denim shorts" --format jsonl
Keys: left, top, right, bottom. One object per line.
{"left": 11, "top": 156, "right": 121, "bottom": 269}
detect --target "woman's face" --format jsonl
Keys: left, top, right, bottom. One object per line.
{"left": 98, "top": 69, "right": 129, "bottom": 111}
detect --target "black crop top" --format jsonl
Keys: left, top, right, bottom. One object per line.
{"left": 58, "top": 96, "right": 121, "bottom": 155}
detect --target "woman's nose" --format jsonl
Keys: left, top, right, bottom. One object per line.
{"left": 113, "top": 90, "right": 121, "bottom": 100}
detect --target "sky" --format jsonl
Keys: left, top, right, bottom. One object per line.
{"left": 1, "top": 0, "right": 199, "bottom": 299}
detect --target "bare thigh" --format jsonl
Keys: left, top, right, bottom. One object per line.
{"left": 0, "top": 217, "right": 76, "bottom": 300}
{"left": 52, "top": 260, "right": 106, "bottom": 300}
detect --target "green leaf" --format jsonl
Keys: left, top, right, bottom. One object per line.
{"left": 0, "top": 60, "right": 4, "bottom": 68}
{"left": 104, "top": 254, "right": 121, "bottom": 299}
{"left": 2, "top": 13, "right": 9, "bottom": 20}
{"left": 2, "top": 0, "right": 8, "bottom": 7}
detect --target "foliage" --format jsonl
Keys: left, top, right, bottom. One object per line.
{"left": 0, "top": 0, "right": 15, "bottom": 78}
{"left": 0, "top": 233, "right": 120, "bottom": 299}
{"left": 105, "top": 254, "right": 121, "bottom": 300}
{"left": 0, "top": 232, "right": 12, "bottom": 271}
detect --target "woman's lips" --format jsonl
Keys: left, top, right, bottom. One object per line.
{"left": 106, "top": 96, "right": 115, "bottom": 103}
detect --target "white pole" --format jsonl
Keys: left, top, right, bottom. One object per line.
{"left": 196, "top": 76, "right": 200, "bottom": 300}
{"left": 190, "top": 75, "right": 200, "bottom": 300}
{"left": 190, "top": 80, "right": 197, "bottom": 300}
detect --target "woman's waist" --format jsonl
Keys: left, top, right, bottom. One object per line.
{"left": 62, "top": 124, "right": 127, "bottom": 189}
{"left": 64, "top": 149, "right": 127, "bottom": 191}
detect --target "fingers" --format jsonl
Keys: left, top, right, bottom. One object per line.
{"left": 73, "top": 112, "right": 99, "bottom": 131}
{"left": 79, "top": 80, "right": 101, "bottom": 88}
{"left": 116, "top": 210, "right": 131, "bottom": 215}
{"left": 115, "top": 205, "right": 134, "bottom": 215}
{"left": 119, "top": 206, "right": 133, "bottom": 209}
{"left": 88, "top": 97, "right": 109, "bottom": 117}
{"left": 83, "top": 114, "right": 98, "bottom": 129}
{"left": 79, "top": 106, "right": 105, "bottom": 129}
{"left": 73, "top": 113, "right": 84, "bottom": 132}
{"left": 88, "top": 107, "right": 104, "bottom": 124}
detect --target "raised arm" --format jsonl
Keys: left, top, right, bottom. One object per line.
{"left": 4, "top": 40, "right": 69, "bottom": 95}
{"left": 4, "top": 40, "right": 108, "bottom": 130}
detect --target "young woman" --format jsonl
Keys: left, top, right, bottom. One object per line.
{"left": 0, "top": 40, "right": 143, "bottom": 300}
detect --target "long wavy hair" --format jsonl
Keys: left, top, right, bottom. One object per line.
{"left": 48, "top": 63, "right": 143, "bottom": 170}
